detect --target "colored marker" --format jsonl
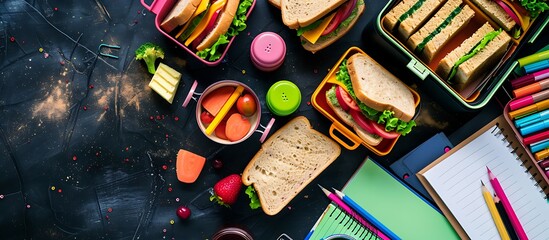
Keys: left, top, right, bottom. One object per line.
{"left": 523, "top": 129, "right": 549, "bottom": 145}
{"left": 524, "top": 60, "right": 549, "bottom": 74}
{"left": 514, "top": 108, "right": 549, "bottom": 128}
{"left": 535, "top": 148, "right": 549, "bottom": 161}
{"left": 510, "top": 68, "right": 549, "bottom": 89}
{"left": 509, "top": 88, "right": 549, "bottom": 111}
{"left": 519, "top": 119, "right": 549, "bottom": 136}
{"left": 530, "top": 138, "right": 549, "bottom": 153}
{"left": 517, "top": 49, "right": 549, "bottom": 67}
{"left": 509, "top": 98, "right": 549, "bottom": 119}
{"left": 540, "top": 159, "right": 549, "bottom": 169}
{"left": 513, "top": 77, "right": 549, "bottom": 98}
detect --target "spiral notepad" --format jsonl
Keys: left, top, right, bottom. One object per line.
{"left": 418, "top": 116, "right": 549, "bottom": 240}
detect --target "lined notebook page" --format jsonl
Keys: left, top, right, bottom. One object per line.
{"left": 422, "top": 126, "right": 549, "bottom": 239}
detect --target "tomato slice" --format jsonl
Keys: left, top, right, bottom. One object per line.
{"left": 349, "top": 109, "right": 377, "bottom": 135}
{"left": 337, "top": 86, "right": 359, "bottom": 111}
{"left": 191, "top": 9, "right": 221, "bottom": 49}
{"left": 370, "top": 120, "right": 400, "bottom": 139}
{"left": 321, "top": 0, "right": 357, "bottom": 36}
{"left": 321, "top": 11, "right": 343, "bottom": 36}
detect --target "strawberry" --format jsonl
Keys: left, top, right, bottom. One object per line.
{"left": 210, "top": 174, "right": 242, "bottom": 207}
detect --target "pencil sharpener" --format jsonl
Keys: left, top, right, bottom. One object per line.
{"left": 183, "top": 80, "right": 275, "bottom": 145}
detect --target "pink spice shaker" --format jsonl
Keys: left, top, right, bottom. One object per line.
{"left": 250, "top": 32, "right": 286, "bottom": 71}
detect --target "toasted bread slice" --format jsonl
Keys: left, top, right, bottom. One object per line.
{"left": 325, "top": 89, "right": 382, "bottom": 146}
{"left": 161, "top": 0, "right": 202, "bottom": 33}
{"left": 383, "top": 0, "right": 446, "bottom": 40}
{"left": 268, "top": 0, "right": 281, "bottom": 9}
{"left": 195, "top": 0, "right": 239, "bottom": 51}
{"left": 347, "top": 53, "right": 415, "bottom": 122}
{"left": 407, "top": 0, "right": 475, "bottom": 63}
{"left": 470, "top": 0, "right": 516, "bottom": 31}
{"left": 241, "top": 116, "right": 341, "bottom": 215}
{"left": 281, "top": 0, "right": 348, "bottom": 29}
{"left": 300, "top": 0, "right": 365, "bottom": 53}
{"left": 436, "top": 22, "right": 494, "bottom": 79}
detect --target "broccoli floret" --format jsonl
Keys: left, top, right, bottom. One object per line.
{"left": 135, "top": 42, "right": 165, "bottom": 74}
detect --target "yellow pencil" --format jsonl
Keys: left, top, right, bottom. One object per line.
{"left": 481, "top": 181, "right": 511, "bottom": 240}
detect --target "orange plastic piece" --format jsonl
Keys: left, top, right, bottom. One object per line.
{"left": 176, "top": 149, "right": 206, "bottom": 183}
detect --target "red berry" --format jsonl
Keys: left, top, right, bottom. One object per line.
{"left": 176, "top": 206, "right": 191, "bottom": 219}
{"left": 211, "top": 174, "right": 242, "bottom": 206}
{"left": 212, "top": 159, "right": 223, "bottom": 169}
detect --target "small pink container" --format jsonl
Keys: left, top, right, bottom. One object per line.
{"left": 140, "top": 0, "right": 256, "bottom": 66}
{"left": 250, "top": 32, "right": 286, "bottom": 71}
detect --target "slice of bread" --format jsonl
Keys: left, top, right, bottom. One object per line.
{"left": 325, "top": 89, "right": 382, "bottom": 146}
{"left": 436, "top": 22, "right": 494, "bottom": 79}
{"left": 300, "top": 0, "right": 365, "bottom": 53}
{"left": 407, "top": 0, "right": 475, "bottom": 63}
{"left": 161, "top": 0, "right": 202, "bottom": 33}
{"left": 196, "top": 0, "right": 239, "bottom": 51}
{"left": 241, "top": 116, "right": 341, "bottom": 215}
{"left": 268, "top": 0, "right": 281, "bottom": 9}
{"left": 383, "top": 0, "right": 446, "bottom": 40}
{"left": 281, "top": 0, "right": 348, "bottom": 29}
{"left": 347, "top": 53, "right": 416, "bottom": 122}
{"left": 453, "top": 27, "right": 511, "bottom": 87}
{"left": 470, "top": 0, "right": 516, "bottom": 31}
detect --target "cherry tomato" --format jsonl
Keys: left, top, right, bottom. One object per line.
{"left": 370, "top": 121, "right": 400, "bottom": 139}
{"left": 337, "top": 86, "right": 359, "bottom": 111}
{"left": 236, "top": 93, "right": 257, "bottom": 117}
{"left": 200, "top": 110, "right": 214, "bottom": 124}
{"left": 349, "top": 109, "right": 376, "bottom": 135}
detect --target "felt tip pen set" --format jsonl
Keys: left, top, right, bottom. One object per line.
{"left": 505, "top": 48, "right": 549, "bottom": 179}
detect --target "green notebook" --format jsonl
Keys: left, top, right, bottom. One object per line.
{"left": 307, "top": 157, "right": 459, "bottom": 240}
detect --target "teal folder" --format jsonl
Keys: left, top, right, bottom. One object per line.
{"left": 307, "top": 157, "right": 459, "bottom": 240}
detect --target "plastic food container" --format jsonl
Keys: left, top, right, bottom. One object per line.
{"left": 375, "top": 0, "right": 548, "bottom": 111}
{"left": 250, "top": 32, "right": 286, "bottom": 71}
{"left": 183, "top": 80, "right": 275, "bottom": 144}
{"left": 311, "top": 47, "right": 421, "bottom": 155}
{"left": 140, "top": 0, "right": 256, "bottom": 66}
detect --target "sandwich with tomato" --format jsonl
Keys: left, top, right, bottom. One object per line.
{"left": 160, "top": 0, "right": 253, "bottom": 61}
{"left": 325, "top": 53, "right": 417, "bottom": 146}
{"left": 276, "top": 0, "right": 365, "bottom": 53}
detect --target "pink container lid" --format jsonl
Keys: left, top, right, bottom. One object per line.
{"left": 250, "top": 32, "right": 286, "bottom": 71}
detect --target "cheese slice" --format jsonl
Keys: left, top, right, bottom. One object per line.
{"left": 301, "top": 12, "right": 337, "bottom": 44}
{"left": 149, "top": 63, "right": 182, "bottom": 104}
{"left": 185, "top": 0, "right": 227, "bottom": 46}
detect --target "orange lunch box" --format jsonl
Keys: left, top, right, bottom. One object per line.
{"left": 311, "top": 47, "right": 421, "bottom": 155}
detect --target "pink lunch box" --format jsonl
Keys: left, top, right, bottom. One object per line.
{"left": 140, "top": 0, "right": 256, "bottom": 66}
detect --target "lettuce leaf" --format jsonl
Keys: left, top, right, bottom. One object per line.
{"left": 297, "top": 20, "right": 322, "bottom": 36}
{"left": 245, "top": 186, "right": 261, "bottom": 210}
{"left": 519, "top": 0, "right": 549, "bottom": 18}
{"left": 196, "top": 0, "right": 253, "bottom": 61}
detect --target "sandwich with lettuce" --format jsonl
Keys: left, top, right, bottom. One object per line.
{"left": 436, "top": 22, "right": 511, "bottom": 88}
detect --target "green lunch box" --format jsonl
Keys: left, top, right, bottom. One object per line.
{"left": 376, "top": 0, "right": 549, "bottom": 111}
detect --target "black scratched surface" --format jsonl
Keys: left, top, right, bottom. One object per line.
{"left": 1, "top": 0, "right": 544, "bottom": 239}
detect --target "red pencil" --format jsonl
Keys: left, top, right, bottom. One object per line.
{"left": 487, "top": 167, "right": 528, "bottom": 240}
